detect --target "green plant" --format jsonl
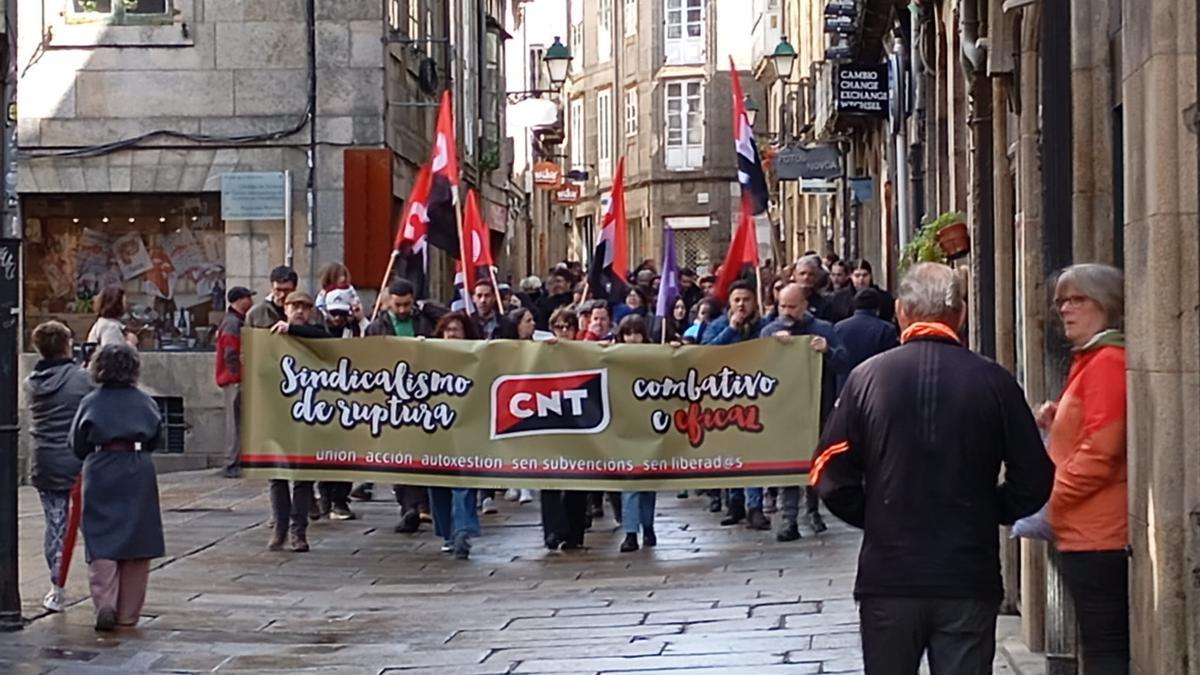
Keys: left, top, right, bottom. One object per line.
{"left": 479, "top": 144, "right": 501, "bottom": 174}
{"left": 899, "top": 211, "right": 964, "bottom": 272}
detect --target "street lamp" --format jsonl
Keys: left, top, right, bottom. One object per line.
{"left": 770, "top": 36, "right": 797, "bottom": 82}
{"left": 743, "top": 95, "right": 759, "bottom": 128}
{"left": 543, "top": 36, "right": 572, "bottom": 90}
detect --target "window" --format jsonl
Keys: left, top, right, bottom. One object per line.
{"left": 666, "top": 217, "right": 712, "bottom": 270}
{"left": 570, "top": 97, "right": 585, "bottom": 169}
{"left": 68, "top": 0, "right": 171, "bottom": 24}
{"left": 664, "top": 0, "right": 704, "bottom": 64}
{"left": 597, "top": 89, "right": 613, "bottom": 178}
{"left": 625, "top": 0, "right": 637, "bottom": 37}
{"left": 387, "top": 0, "right": 401, "bottom": 32}
{"left": 665, "top": 80, "right": 704, "bottom": 170}
{"left": 528, "top": 45, "right": 545, "bottom": 91}
{"left": 482, "top": 26, "right": 503, "bottom": 170}
{"left": 408, "top": 0, "right": 421, "bottom": 41}
{"left": 624, "top": 88, "right": 638, "bottom": 136}
{"left": 598, "top": 0, "right": 613, "bottom": 63}
{"left": 570, "top": 2, "right": 584, "bottom": 72}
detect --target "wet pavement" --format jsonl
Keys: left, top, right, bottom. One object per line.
{"left": 4, "top": 472, "right": 1027, "bottom": 674}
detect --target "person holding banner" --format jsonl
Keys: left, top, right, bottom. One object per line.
{"left": 25, "top": 321, "right": 93, "bottom": 613}
{"left": 763, "top": 282, "right": 851, "bottom": 542}
{"left": 264, "top": 291, "right": 329, "bottom": 551}
{"left": 615, "top": 316, "right": 659, "bottom": 553}
{"left": 470, "top": 279, "right": 515, "bottom": 340}
{"left": 71, "top": 344, "right": 165, "bottom": 631}
{"left": 701, "top": 280, "right": 771, "bottom": 530}
{"left": 360, "top": 278, "right": 442, "bottom": 530}
{"left": 428, "top": 312, "right": 484, "bottom": 559}
{"left": 539, "top": 307, "right": 591, "bottom": 552}
{"left": 313, "top": 288, "right": 362, "bottom": 522}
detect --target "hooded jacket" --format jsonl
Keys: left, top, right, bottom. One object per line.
{"left": 24, "top": 359, "right": 94, "bottom": 492}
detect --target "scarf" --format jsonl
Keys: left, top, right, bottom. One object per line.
{"left": 900, "top": 321, "right": 961, "bottom": 344}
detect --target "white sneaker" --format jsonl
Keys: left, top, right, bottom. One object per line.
{"left": 43, "top": 585, "right": 64, "bottom": 613}
{"left": 519, "top": 489, "right": 535, "bottom": 504}
{"left": 481, "top": 497, "right": 499, "bottom": 514}
{"left": 503, "top": 488, "right": 520, "bottom": 502}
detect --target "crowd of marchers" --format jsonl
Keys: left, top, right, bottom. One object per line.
{"left": 21, "top": 254, "right": 1131, "bottom": 675}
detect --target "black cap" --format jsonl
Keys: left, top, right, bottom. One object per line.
{"left": 227, "top": 286, "right": 256, "bottom": 303}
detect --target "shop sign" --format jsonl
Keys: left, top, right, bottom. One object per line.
{"left": 532, "top": 162, "right": 563, "bottom": 189}
{"left": 835, "top": 64, "right": 889, "bottom": 117}
{"left": 221, "top": 172, "right": 287, "bottom": 220}
{"left": 554, "top": 183, "right": 582, "bottom": 205}
{"left": 774, "top": 145, "right": 842, "bottom": 181}
{"left": 799, "top": 178, "right": 838, "bottom": 194}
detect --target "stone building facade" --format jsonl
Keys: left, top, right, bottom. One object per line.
{"left": 769, "top": 0, "right": 1199, "bottom": 671}
{"left": 12, "top": 0, "right": 377, "bottom": 472}
{"left": 562, "top": 0, "right": 756, "bottom": 273}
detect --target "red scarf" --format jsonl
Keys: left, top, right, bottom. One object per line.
{"left": 323, "top": 280, "right": 351, "bottom": 293}
{"left": 900, "top": 321, "right": 961, "bottom": 344}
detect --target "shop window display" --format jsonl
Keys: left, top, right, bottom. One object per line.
{"left": 22, "top": 193, "right": 225, "bottom": 352}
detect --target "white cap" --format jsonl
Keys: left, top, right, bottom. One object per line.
{"left": 325, "top": 288, "right": 354, "bottom": 313}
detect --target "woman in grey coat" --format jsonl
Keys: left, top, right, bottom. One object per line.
{"left": 25, "top": 321, "right": 94, "bottom": 612}
{"left": 70, "top": 344, "right": 164, "bottom": 632}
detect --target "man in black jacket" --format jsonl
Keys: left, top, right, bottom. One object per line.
{"left": 811, "top": 263, "right": 1053, "bottom": 674}
{"left": 356, "top": 278, "right": 444, "bottom": 532}
{"left": 534, "top": 268, "right": 575, "bottom": 331}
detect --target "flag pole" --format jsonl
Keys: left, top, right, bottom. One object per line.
{"left": 455, "top": 193, "right": 473, "bottom": 315}
{"left": 488, "top": 266, "right": 505, "bottom": 313}
{"left": 371, "top": 250, "right": 399, "bottom": 322}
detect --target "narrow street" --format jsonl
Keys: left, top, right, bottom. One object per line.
{"left": 4, "top": 472, "right": 1038, "bottom": 674}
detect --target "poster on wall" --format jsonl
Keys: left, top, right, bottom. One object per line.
{"left": 76, "top": 228, "right": 120, "bottom": 294}
{"left": 142, "top": 245, "right": 176, "bottom": 300}
{"left": 113, "top": 233, "right": 153, "bottom": 281}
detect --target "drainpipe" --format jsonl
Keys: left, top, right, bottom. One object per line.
{"left": 909, "top": 1, "right": 927, "bottom": 237}
{"left": 960, "top": 0, "right": 996, "bottom": 358}
{"left": 305, "top": 0, "right": 319, "bottom": 289}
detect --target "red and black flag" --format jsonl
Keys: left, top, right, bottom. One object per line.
{"left": 392, "top": 162, "right": 433, "bottom": 297}
{"left": 426, "top": 90, "right": 462, "bottom": 255}
{"left": 713, "top": 195, "right": 761, "bottom": 303}
{"left": 729, "top": 58, "right": 770, "bottom": 216}
{"left": 586, "top": 157, "right": 629, "bottom": 302}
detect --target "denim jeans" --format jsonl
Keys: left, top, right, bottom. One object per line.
{"left": 429, "top": 487, "right": 480, "bottom": 543}
{"left": 727, "top": 487, "right": 764, "bottom": 509}
{"left": 621, "top": 491, "right": 657, "bottom": 535}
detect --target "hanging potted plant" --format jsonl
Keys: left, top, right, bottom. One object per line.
{"left": 932, "top": 211, "right": 970, "bottom": 259}
{"left": 899, "top": 211, "right": 970, "bottom": 271}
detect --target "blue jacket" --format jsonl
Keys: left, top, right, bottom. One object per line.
{"left": 701, "top": 314, "right": 770, "bottom": 345}
{"left": 760, "top": 314, "right": 850, "bottom": 425}
{"left": 835, "top": 310, "right": 900, "bottom": 371}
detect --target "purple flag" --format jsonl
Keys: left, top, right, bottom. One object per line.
{"left": 656, "top": 228, "right": 680, "bottom": 316}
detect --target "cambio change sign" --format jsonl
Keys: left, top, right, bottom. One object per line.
{"left": 835, "top": 63, "right": 889, "bottom": 117}
{"left": 241, "top": 332, "right": 823, "bottom": 490}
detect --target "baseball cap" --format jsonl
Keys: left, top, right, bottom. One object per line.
{"left": 226, "top": 286, "right": 256, "bottom": 303}
{"left": 284, "top": 291, "right": 314, "bottom": 307}
{"left": 325, "top": 288, "right": 354, "bottom": 313}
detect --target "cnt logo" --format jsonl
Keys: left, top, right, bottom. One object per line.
{"left": 490, "top": 370, "right": 611, "bottom": 440}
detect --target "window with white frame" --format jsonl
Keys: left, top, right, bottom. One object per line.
{"left": 598, "top": 0, "right": 613, "bottom": 63}
{"left": 597, "top": 89, "right": 613, "bottom": 178}
{"left": 570, "top": 97, "right": 585, "bottom": 169}
{"left": 68, "top": 0, "right": 171, "bottom": 24}
{"left": 664, "top": 0, "right": 704, "bottom": 64}
{"left": 625, "top": 0, "right": 637, "bottom": 36}
{"left": 624, "top": 88, "right": 638, "bottom": 136}
{"left": 570, "top": 2, "right": 584, "bottom": 73}
{"left": 528, "top": 45, "right": 545, "bottom": 91}
{"left": 665, "top": 80, "right": 704, "bottom": 170}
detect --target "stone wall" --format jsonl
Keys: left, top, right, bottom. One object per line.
{"left": 16, "top": 0, "right": 386, "bottom": 283}
{"left": 1121, "top": 1, "right": 1200, "bottom": 672}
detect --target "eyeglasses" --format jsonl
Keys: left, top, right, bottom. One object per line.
{"left": 1053, "top": 294, "right": 1090, "bottom": 310}
{"left": 553, "top": 323, "right": 573, "bottom": 330}
{"left": 329, "top": 309, "right": 350, "bottom": 318}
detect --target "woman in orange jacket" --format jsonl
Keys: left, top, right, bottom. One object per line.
{"left": 1036, "top": 263, "right": 1128, "bottom": 673}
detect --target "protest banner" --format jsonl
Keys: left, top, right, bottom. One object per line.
{"left": 241, "top": 330, "right": 822, "bottom": 490}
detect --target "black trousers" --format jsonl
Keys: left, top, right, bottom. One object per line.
{"left": 1059, "top": 550, "right": 1130, "bottom": 674}
{"left": 540, "top": 490, "right": 589, "bottom": 548}
{"left": 859, "top": 596, "right": 998, "bottom": 675}
{"left": 317, "top": 481, "right": 352, "bottom": 511}
{"left": 392, "top": 485, "right": 428, "bottom": 512}
{"left": 269, "top": 480, "right": 314, "bottom": 537}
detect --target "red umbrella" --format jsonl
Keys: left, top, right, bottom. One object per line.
{"left": 56, "top": 476, "right": 82, "bottom": 587}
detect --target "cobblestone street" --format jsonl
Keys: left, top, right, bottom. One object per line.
{"left": 4, "top": 472, "right": 1033, "bottom": 674}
